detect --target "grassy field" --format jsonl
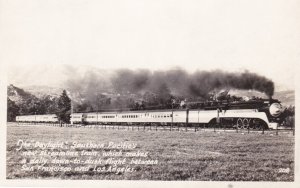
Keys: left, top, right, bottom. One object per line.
{"left": 6, "top": 123, "right": 294, "bottom": 181}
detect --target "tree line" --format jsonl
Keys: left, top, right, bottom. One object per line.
{"left": 7, "top": 88, "right": 295, "bottom": 127}
{"left": 7, "top": 90, "right": 71, "bottom": 124}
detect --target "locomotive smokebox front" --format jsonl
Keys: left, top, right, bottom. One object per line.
{"left": 269, "top": 103, "right": 284, "bottom": 117}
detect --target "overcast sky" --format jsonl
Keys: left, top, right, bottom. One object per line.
{"left": 1, "top": 0, "right": 299, "bottom": 91}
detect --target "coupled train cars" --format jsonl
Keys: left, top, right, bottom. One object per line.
{"left": 16, "top": 99, "right": 285, "bottom": 130}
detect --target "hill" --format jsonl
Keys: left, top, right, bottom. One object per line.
{"left": 22, "top": 85, "right": 63, "bottom": 99}
{"left": 7, "top": 85, "right": 61, "bottom": 121}
{"left": 7, "top": 84, "right": 38, "bottom": 105}
{"left": 273, "top": 90, "right": 295, "bottom": 107}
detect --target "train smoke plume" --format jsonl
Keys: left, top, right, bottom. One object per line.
{"left": 64, "top": 67, "right": 275, "bottom": 101}
{"left": 110, "top": 69, "right": 274, "bottom": 98}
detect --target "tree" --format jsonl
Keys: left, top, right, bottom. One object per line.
{"left": 56, "top": 90, "right": 71, "bottom": 124}
{"left": 7, "top": 98, "right": 19, "bottom": 122}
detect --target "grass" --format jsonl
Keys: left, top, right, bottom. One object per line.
{"left": 6, "top": 123, "right": 294, "bottom": 181}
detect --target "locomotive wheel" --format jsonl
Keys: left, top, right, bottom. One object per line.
{"left": 249, "top": 119, "right": 255, "bottom": 129}
{"left": 252, "top": 119, "right": 263, "bottom": 130}
{"left": 237, "top": 118, "right": 243, "bottom": 129}
{"left": 255, "top": 124, "right": 262, "bottom": 130}
{"left": 242, "top": 118, "right": 249, "bottom": 129}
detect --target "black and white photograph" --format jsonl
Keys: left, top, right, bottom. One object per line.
{"left": 0, "top": 0, "right": 299, "bottom": 187}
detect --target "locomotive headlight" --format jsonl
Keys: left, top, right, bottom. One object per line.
{"left": 269, "top": 103, "right": 284, "bottom": 117}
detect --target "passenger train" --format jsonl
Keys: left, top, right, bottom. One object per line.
{"left": 16, "top": 99, "right": 284, "bottom": 130}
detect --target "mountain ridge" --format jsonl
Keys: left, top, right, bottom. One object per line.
{"left": 8, "top": 84, "right": 295, "bottom": 108}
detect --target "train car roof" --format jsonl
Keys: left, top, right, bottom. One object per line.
{"left": 16, "top": 114, "right": 57, "bottom": 117}
{"left": 83, "top": 109, "right": 192, "bottom": 114}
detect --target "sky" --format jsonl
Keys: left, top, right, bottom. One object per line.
{"left": 1, "top": 0, "right": 299, "bottom": 91}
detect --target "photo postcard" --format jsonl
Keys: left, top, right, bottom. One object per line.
{"left": 0, "top": 0, "right": 299, "bottom": 187}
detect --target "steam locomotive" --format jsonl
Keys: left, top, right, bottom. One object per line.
{"left": 70, "top": 98, "right": 284, "bottom": 129}
{"left": 16, "top": 98, "right": 284, "bottom": 130}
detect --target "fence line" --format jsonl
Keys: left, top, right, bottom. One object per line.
{"left": 13, "top": 122, "right": 295, "bottom": 136}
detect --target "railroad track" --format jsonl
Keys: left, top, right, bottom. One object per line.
{"left": 12, "top": 122, "right": 295, "bottom": 135}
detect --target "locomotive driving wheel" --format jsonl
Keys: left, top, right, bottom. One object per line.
{"left": 252, "top": 119, "right": 263, "bottom": 130}
{"left": 242, "top": 118, "right": 249, "bottom": 129}
{"left": 237, "top": 118, "right": 243, "bottom": 129}
{"left": 249, "top": 119, "right": 255, "bottom": 129}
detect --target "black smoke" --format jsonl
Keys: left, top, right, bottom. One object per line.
{"left": 65, "top": 67, "right": 275, "bottom": 102}
{"left": 110, "top": 68, "right": 274, "bottom": 98}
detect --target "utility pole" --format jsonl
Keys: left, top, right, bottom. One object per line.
{"left": 71, "top": 98, "right": 73, "bottom": 125}
{"left": 170, "top": 102, "right": 173, "bottom": 131}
